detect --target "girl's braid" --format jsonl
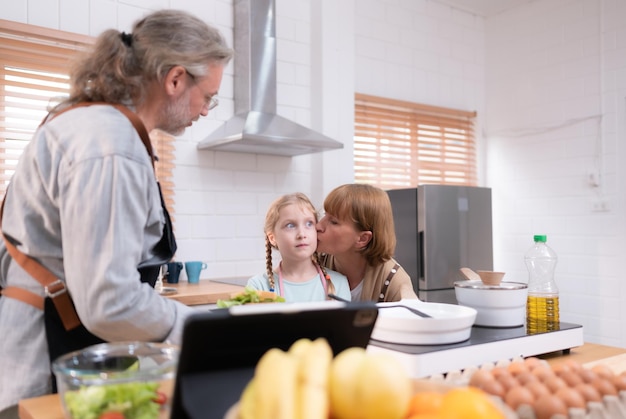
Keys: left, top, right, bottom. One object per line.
{"left": 314, "top": 252, "right": 335, "bottom": 298}
{"left": 265, "top": 236, "right": 276, "bottom": 291}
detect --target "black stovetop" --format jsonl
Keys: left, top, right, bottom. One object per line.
{"left": 369, "top": 322, "right": 583, "bottom": 355}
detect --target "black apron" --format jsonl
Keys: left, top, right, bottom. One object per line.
{"left": 45, "top": 183, "right": 177, "bottom": 366}
{"left": 45, "top": 183, "right": 176, "bottom": 392}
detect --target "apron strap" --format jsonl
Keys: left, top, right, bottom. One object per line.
{"left": 0, "top": 286, "right": 44, "bottom": 310}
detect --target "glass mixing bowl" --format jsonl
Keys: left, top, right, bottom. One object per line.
{"left": 52, "top": 341, "right": 179, "bottom": 419}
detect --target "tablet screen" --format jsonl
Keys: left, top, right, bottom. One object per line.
{"left": 171, "top": 301, "right": 378, "bottom": 419}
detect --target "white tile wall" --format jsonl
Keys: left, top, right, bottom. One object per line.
{"left": 353, "top": 0, "right": 626, "bottom": 347}
{"left": 3, "top": 0, "right": 625, "bottom": 346}
{"left": 485, "top": 0, "right": 626, "bottom": 347}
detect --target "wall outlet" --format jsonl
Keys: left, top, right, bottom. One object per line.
{"left": 592, "top": 199, "right": 610, "bottom": 212}
{"left": 587, "top": 170, "right": 601, "bottom": 187}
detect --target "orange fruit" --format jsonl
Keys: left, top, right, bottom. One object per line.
{"left": 407, "top": 414, "right": 441, "bottom": 419}
{"left": 438, "top": 387, "right": 505, "bottom": 419}
{"left": 406, "top": 391, "right": 444, "bottom": 416}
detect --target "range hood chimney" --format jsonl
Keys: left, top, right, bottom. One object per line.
{"left": 197, "top": 0, "right": 343, "bottom": 156}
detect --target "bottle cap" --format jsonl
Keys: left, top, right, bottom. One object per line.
{"left": 533, "top": 234, "right": 547, "bottom": 242}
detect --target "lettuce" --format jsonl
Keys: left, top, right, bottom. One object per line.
{"left": 216, "top": 286, "right": 286, "bottom": 308}
{"left": 63, "top": 381, "right": 162, "bottom": 419}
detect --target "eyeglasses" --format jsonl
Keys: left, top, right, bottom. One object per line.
{"left": 186, "top": 71, "right": 219, "bottom": 111}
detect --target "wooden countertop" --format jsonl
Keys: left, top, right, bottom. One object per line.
{"left": 163, "top": 279, "right": 245, "bottom": 306}
{"left": 18, "top": 342, "right": 626, "bottom": 419}
{"left": 540, "top": 342, "right": 626, "bottom": 368}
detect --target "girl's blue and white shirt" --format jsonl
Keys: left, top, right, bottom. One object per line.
{"left": 247, "top": 268, "right": 351, "bottom": 303}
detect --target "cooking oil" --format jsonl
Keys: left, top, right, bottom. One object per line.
{"left": 526, "top": 295, "right": 560, "bottom": 334}
{"left": 525, "top": 235, "right": 560, "bottom": 335}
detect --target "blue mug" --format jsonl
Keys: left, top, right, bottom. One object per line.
{"left": 165, "top": 262, "right": 183, "bottom": 284}
{"left": 185, "top": 261, "right": 208, "bottom": 284}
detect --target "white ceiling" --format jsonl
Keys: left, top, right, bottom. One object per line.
{"left": 437, "top": 0, "right": 533, "bottom": 17}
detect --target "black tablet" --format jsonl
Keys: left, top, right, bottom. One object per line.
{"left": 170, "top": 301, "right": 378, "bottom": 419}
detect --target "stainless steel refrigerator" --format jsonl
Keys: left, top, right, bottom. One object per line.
{"left": 387, "top": 185, "right": 493, "bottom": 303}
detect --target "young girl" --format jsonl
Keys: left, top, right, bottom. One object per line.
{"left": 247, "top": 193, "right": 351, "bottom": 302}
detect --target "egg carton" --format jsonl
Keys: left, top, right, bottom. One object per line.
{"left": 421, "top": 357, "right": 626, "bottom": 419}
{"left": 424, "top": 356, "right": 527, "bottom": 387}
{"left": 509, "top": 392, "right": 626, "bottom": 419}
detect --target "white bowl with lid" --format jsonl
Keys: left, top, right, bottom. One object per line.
{"left": 454, "top": 280, "right": 528, "bottom": 327}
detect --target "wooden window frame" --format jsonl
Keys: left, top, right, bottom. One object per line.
{"left": 0, "top": 19, "right": 175, "bottom": 216}
{"left": 354, "top": 93, "right": 477, "bottom": 190}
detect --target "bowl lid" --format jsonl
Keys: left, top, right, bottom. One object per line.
{"left": 371, "top": 299, "right": 477, "bottom": 345}
{"left": 454, "top": 280, "right": 527, "bottom": 290}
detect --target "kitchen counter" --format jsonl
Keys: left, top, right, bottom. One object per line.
{"left": 163, "top": 279, "right": 245, "bottom": 306}
{"left": 540, "top": 341, "right": 626, "bottom": 367}
{"left": 17, "top": 342, "right": 626, "bottom": 419}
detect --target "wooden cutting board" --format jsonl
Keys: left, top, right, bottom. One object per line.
{"left": 583, "top": 353, "right": 626, "bottom": 374}
{"left": 18, "top": 394, "right": 64, "bottom": 419}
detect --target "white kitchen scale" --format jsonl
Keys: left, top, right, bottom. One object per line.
{"left": 367, "top": 322, "right": 584, "bottom": 379}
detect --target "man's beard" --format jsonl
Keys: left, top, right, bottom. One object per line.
{"left": 158, "top": 89, "right": 193, "bottom": 136}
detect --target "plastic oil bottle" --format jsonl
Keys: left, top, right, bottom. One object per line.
{"left": 525, "top": 234, "right": 560, "bottom": 333}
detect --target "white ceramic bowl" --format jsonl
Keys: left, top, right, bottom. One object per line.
{"left": 52, "top": 342, "right": 179, "bottom": 419}
{"left": 454, "top": 280, "right": 528, "bottom": 327}
{"left": 371, "top": 299, "right": 477, "bottom": 345}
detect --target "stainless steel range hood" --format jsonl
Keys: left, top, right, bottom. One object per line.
{"left": 197, "top": 0, "right": 343, "bottom": 156}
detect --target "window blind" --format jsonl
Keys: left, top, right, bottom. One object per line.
{"left": 0, "top": 20, "right": 175, "bottom": 216}
{"left": 354, "top": 93, "right": 477, "bottom": 190}
{"left": 0, "top": 20, "right": 90, "bottom": 199}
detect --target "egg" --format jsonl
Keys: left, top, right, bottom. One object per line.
{"left": 478, "top": 378, "right": 506, "bottom": 398}
{"left": 523, "top": 357, "right": 544, "bottom": 370}
{"left": 527, "top": 381, "right": 551, "bottom": 399}
{"left": 612, "top": 372, "right": 626, "bottom": 391}
{"left": 533, "top": 393, "right": 568, "bottom": 419}
{"left": 507, "top": 360, "right": 529, "bottom": 376}
{"left": 468, "top": 369, "right": 495, "bottom": 388}
{"left": 590, "top": 377, "right": 618, "bottom": 396}
{"left": 562, "top": 359, "right": 583, "bottom": 373}
{"left": 574, "top": 383, "right": 602, "bottom": 403}
{"left": 515, "top": 371, "right": 538, "bottom": 385}
{"left": 559, "top": 370, "right": 583, "bottom": 387}
{"left": 532, "top": 365, "right": 555, "bottom": 382}
{"left": 554, "top": 386, "right": 586, "bottom": 409}
{"left": 504, "top": 386, "right": 535, "bottom": 410}
{"left": 490, "top": 366, "right": 510, "bottom": 380}
{"left": 591, "top": 364, "right": 615, "bottom": 380}
{"left": 551, "top": 362, "right": 571, "bottom": 376}
{"left": 496, "top": 374, "right": 519, "bottom": 392}
{"left": 543, "top": 375, "right": 567, "bottom": 393}
{"left": 578, "top": 368, "right": 599, "bottom": 384}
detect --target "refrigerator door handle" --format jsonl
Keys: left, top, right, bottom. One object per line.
{"left": 418, "top": 230, "right": 424, "bottom": 281}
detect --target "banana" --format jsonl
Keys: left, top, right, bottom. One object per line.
{"left": 290, "top": 338, "right": 333, "bottom": 419}
{"left": 239, "top": 338, "right": 333, "bottom": 419}
{"left": 253, "top": 347, "right": 298, "bottom": 419}
{"left": 238, "top": 378, "right": 256, "bottom": 419}
{"left": 288, "top": 337, "right": 313, "bottom": 357}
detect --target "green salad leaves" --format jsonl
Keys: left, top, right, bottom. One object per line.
{"left": 63, "top": 381, "right": 163, "bottom": 419}
{"left": 216, "top": 286, "right": 285, "bottom": 308}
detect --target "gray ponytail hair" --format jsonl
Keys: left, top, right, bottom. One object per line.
{"left": 67, "top": 9, "right": 233, "bottom": 106}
